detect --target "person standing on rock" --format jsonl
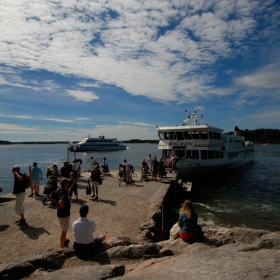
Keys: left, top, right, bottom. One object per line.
{"left": 124, "top": 159, "right": 131, "bottom": 183}
{"left": 72, "top": 204, "right": 106, "bottom": 255}
{"left": 88, "top": 165, "right": 100, "bottom": 200}
{"left": 48, "top": 178, "right": 71, "bottom": 248}
{"left": 12, "top": 166, "right": 27, "bottom": 226}
{"left": 147, "top": 154, "right": 153, "bottom": 174}
{"left": 178, "top": 199, "right": 202, "bottom": 242}
{"left": 30, "top": 162, "right": 42, "bottom": 197}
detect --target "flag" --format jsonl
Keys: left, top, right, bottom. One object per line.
{"left": 201, "top": 114, "right": 204, "bottom": 119}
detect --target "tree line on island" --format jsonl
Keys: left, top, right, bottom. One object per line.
{"left": 1, "top": 128, "right": 280, "bottom": 145}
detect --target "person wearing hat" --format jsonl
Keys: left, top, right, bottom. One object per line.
{"left": 49, "top": 178, "right": 71, "bottom": 248}
{"left": 72, "top": 204, "right": 106, "bottom": 255}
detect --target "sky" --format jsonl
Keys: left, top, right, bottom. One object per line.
{"left": 0, "top": 0, "right": 280, "bottom": 142}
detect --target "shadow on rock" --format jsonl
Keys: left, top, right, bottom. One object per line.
{"left": 0, "top": 224, "right": 9, "bottom": 232}
{"left": 92, "top": 199, "right": 117, "bottom": 206}
{"left": 19, "top": 224, "right": 50, "bottom": 240}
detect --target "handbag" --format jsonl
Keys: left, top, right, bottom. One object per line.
{"left": 86, "top": 183, "right": 91, "bottom": 195}
{"left": 170, "top": 222, "right": 179, "bottom": 239}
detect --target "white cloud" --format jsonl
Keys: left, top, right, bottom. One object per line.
{"left": 235, "top": 64, "right": 280, "bottom": 89}
{"left": 0, "top": 0, "right": 278, "bottom": 104}
{"left": 66, "top": 90, "right": 100, "bottom": 102}
{"left": 0, "top": 113, "right": 73, "bottom": 123}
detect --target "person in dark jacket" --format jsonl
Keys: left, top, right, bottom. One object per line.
{"left": 49, "top": 178, "right": 71, "bottom": 248}
{"left": 12, "top": 166, "right": 27, "bottom": 226}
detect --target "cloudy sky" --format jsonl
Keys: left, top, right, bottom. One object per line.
{"left": 0, "top": 0, "right": 279, "bottom": 141}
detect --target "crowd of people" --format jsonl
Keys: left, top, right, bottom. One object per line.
{"left": 11, "top": 152, "right": 194, "bottom": 254}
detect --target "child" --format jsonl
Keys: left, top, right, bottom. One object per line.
{"left": 69, "top": 172, "right": 78, "bottom": 201}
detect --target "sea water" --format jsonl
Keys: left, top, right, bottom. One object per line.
{"left": 0, "top": 143, "right": 279, "bottom": 232}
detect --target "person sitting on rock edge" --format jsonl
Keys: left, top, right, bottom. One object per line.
{"left": 178, "top": 199, "right": 203, "bottom": 242}
{"left": 72, "top": 204, "right": 106, "bottom": 255}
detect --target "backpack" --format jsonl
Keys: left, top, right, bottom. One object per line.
{"left": 23, "top": 173, "right": 31, "bottom": 188}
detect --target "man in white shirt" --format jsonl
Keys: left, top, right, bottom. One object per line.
{"left": 147, "top": 154, "right": 153, "bottom": 173}
{"left": 124, "top": 159, "right": 131, "bottom": 183}
{"left": 72, "top": 158, "right": 79, "bottom": 179}
{"left": 72, "top": 205, "right": 106, "bottom": 255}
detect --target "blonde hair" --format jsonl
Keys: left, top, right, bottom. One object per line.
{"left": 180, "top": 199, "right": 194, "bottom": 219}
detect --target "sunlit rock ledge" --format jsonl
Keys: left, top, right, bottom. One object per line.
{"left": 1, "top": 226, "right": 280, "bottom": 280}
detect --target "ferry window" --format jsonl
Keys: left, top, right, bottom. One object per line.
{"left": 186, "top": 150, "right": 192, "bottom": 159}
{"left": 192, "top": 131, "right": 200, "bottom": 139}
{"left": 209, "top": 132, "right": 214, "bottom": 139}
{"left": 184, "top": 131, "right": 192, "bottom": 139}
{"left": 162, "top": 150, "right": 168, "bottom": 157}
{"left": 177, "top": 150, "right": 185, "bottom": 158}
{"left": 200, "top": 131, "right": 208, "bottom": 139}
{"left": 216, "top": 133, "right": 221, "bottom": 140}
{"left": 220, "top": 152, "right": 224, "bottom": 158}
{"left": 208, "top": 151, "right": 214, "bottom": 159}
{"left": 159, "top": 132, "right": 165, "bottom": 140}
{"left": 170, "top": 132, "right": 176, "bottom": 140}
{"left": 176, "top": 132, "right": 184, "bottom": 140}
{"left": 201, "top": 150, "right": 207, "bottom": 159}
{"left": 193, "top": 151, "right": 199, "bottom": 159}
{"left": 214, "top": 151, "right": 220, "bottom": 159}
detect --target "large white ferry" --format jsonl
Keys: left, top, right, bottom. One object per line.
{"left": 68, "top": 135, "right": 127, "bottom": 152}
{"left": 156, "top": 104, "right": 254, "bottom": 177}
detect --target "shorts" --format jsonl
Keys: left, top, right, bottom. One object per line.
{"left": 15, "top": 192, "right": 25, "bottom": 215}
{"left": 31, "top": 180, "right": 40, "bottom": 188}
{"left": 178, "top": 231, "right": 194, "bottom": 241}
{"left": 91, "top": 181, "right": 98, "bottom": 188}
{"left": 58, "top": 216, "right": 70, "bottom": 231}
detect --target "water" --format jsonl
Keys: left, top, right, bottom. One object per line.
{"left": 0, "top": 143, "right": 161, "bottom": 194}
{"left": 0, "top": 143, "right": 279, "bottom": 232}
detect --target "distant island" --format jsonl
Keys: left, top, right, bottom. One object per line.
{"left": 1, "top": 128, "right": 280, "bottom": 145}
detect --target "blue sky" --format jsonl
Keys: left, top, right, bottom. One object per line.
{"left": 0, "top": 0, "right": 279, "bottom": 141}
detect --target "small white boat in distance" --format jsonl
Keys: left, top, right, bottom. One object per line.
{"left": 68, "top": 135, "right": 127, "bottom": 152}
{"left": 156, "top": 104, "right": 254, "bottom": 177}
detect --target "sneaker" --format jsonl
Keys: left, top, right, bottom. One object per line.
{"left": 28, "top": 194, "right": 33, "bottom": 197}
{"left": 36, "top": 193, "right": 39, "bottom": 197}
{"left": 64, "top": 239, "right": 70, "bottom": 246}
{"left": 91, "top": 194, "right": 96, "bottom": 199}
{"left": 94, "top": 196, "right": 99, "bottom": 200}
{"left": 15, "top": 219, "right": 21, "bottom": 224}
{"left": 17, "top": 219, "right": 26, "bottom": 226}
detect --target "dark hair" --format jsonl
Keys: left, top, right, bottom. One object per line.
{"left": 80, "top": 205, "right": 89, "bottom": 217}
{"left": 33, "top": 162, "right": 37, "bottom": 166}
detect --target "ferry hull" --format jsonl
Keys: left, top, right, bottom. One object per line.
{"left": 68, "top": 145, "right": 127, "bottom": 152}
{"left": 177, "top": 155, "right": 254, "bottom": 177}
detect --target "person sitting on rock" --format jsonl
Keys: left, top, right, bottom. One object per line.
{"left": 72, "top": 204, "right": 106, "bottom": 255}
{"left": 178, "top": 199, "right": 202, "bottom": 242}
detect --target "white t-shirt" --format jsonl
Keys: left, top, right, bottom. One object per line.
{"left": 125, "top": 162, "right": 130, "bottom": 170}
{"left": 72, "top": 217, "right": 96, "bottom": 244}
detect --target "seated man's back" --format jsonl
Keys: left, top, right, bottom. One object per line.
{"left": 72, "top": 205, "right": 105, "bottom": 255}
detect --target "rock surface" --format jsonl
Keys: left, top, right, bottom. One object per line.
{"left": 1, "top": 226, "right": 280, "bottom": 279}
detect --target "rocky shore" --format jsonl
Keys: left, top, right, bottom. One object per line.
{"left": 1, "top": 226, "right": 280, "bottom": 279}
{"left": 1, "top": 171, "right": 280, "bottom": 279}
